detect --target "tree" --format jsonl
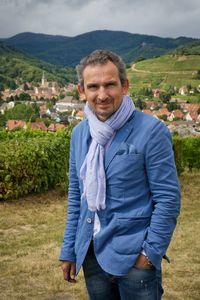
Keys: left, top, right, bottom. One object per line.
{"left": 68, "top": 89, "right": 79, "bottom": 100}
{"left": 19, "top": 92, "right": 31, "bottom": 101}
{"left": 186, "top": 84, "right": 192, "bottom": 91}
{"left": 159, "top": 92, "right": 171, "bottom": 103}
{"left": 5, "top": 103, "right": 36, "bottom": 122}
{"left": 14, "top": 95, "right": 19, "bottom": 101}
{"left": 166, "top": 102, "right": 181, "bottom": 112}
{"left": 51, "top": 97, "right": 57, "bottom": 105}
{"left": 159, "top": 115, "right": 167, "bottom": 121}
{"left": 7, "top": 80, "right": 17, "bottom": 90}
{"left": 135, "top": 97, "right": 147, "bottom": 110}
{"left": 195, "top": 70, "right": 200, "bottom": 80}
{"left": 0, "top": 83, "right": 4, "bottom": 91}
{"left": 0, "top": 114, "right": 6, "bottom": 127}
{"left": 59, "top": 92, "right": 65, "bottom": 99}
{"left": 39, "top": 117, "right": 52, "bottom": 127}
{"left": 24, "top": 83, "right": 29, "bottom": 91}
{"left": 9, "top": 95, "right": 15, "bottom": 102}
{"left": 46, "top": 100, "right": 54, "bottom": 109}
{"left": 31, "top": 102, "right": 40, "bottom": 117}
{"left": 138, "top": 88, "right": 153, "bottom": 97}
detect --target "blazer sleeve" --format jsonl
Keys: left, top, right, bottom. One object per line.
{"left": 142, "top": 121, "right": 181, "bottom": 269}
{"left": 59, "top": 128, "right": 81, "bottom": 262}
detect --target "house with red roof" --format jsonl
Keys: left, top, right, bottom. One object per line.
{"left": 152, "top": 108, "right": 170, "bottom": 119}
{"left": 6, "top": 120, "right": 27, "bottom": 130}
{"left": 48, "top": 123, "right": 66, "bottom": 132}
{"left": 168, "top": 110, "right": 184, "bottom": 121}
{"left": 75, "top": 110, "right": 86, "bottom": 120}
{"left": 29, "top": 122, "right": 47, "bottom": 131}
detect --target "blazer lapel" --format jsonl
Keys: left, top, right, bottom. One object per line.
{"left": 104, "top": 114, "right": 135, "bottom": 171}
{"left": 79, "top": 121, "right": 91, "bottom": 167}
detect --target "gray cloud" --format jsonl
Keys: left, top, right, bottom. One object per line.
{"left": 0, "top": 0, "right": 200, "bottom": 38}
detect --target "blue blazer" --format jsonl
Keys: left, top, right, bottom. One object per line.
{"left": 60, "top": 110, "right": 181, "bottom": 276}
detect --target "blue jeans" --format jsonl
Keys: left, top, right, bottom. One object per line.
{"left": 82, "top": 243, "right": 164, "bottom": 300}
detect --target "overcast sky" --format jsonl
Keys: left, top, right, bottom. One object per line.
{"left": 0, "top": 0, "right": 200, "bottom": 39}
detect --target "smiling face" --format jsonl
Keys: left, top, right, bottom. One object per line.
{"left": 77, "top": 61, "right": 129, "bottom": 121}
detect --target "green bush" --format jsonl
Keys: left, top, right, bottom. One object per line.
{"left": 0, "top": 128, "right": 71, "bottom": 200}
{"left": 173, "top": 136, "right": 184, "bottom": 175}
{"left": 182, "top": 136, "right": 200, "bottom": 171}
{"left": 0, "top": 127, "right": 199, "bottom": 200}
{"left": 173, "top": 135, "right": 200, "bottom": 174}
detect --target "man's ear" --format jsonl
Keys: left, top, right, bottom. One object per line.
{"left": 77, "top": 84, "right": 86, "bottom": 101}
{"left": 122, "top": 79, "right": 129, "bottom": 95}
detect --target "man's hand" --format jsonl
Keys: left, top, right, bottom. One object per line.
{"left": 61, "top": 261, "right": 76, "bottom": 283}
{"left": 134, "top": 254, "right": 154, "bottom": 269}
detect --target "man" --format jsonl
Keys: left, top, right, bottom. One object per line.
{"left": 60, "top": 50, "right": 181, "bottom": 300}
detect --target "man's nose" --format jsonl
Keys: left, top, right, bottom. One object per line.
{"left": 98, "top": 86, "right": 108, "bottom": 100}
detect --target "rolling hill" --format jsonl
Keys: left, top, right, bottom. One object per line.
{"left": 2, "top": 30, "right": 198, "bottom": 67}
{"left": 174, "top": 40, "right": 200, "bottom": 56}
{"left": 1, "top": 35, "right": 200, "bottom": 95}
{"left": 0, "top": 42, "right": 76, "bottom": 90}
{"left": 127, "top": 54, "right": 200, "bottom": 95}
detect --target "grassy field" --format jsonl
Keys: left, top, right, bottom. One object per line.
{"left": 134, "top": 55, "right": 200, "bottom": 72}
{"left": 0, "top": 171, "right": 200, "bottom": 299}
{"left": 127, "top": 54, "right": 200, "bottom": 93}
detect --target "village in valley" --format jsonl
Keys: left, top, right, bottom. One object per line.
{"left": 138, "top": 86, "right": 200, "bottom": 136}
{"left": 0, "top": 72, "right": 86, "bottom": 131}
{"left": 0, "top": 71, "right": 200, "bottom": 136}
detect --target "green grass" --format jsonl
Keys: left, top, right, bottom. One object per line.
{"left": 135, "top": 55, "right": 200, "bottom": 72}
{"left": 128, "top": 54, "right": 200, "bottom": 93}
{"left": 163, "top": 171, "right": 200, "bottom": 299}
{"left": 0, "top": 189, "right": 87, "bottom": 300}
{"left": 0, "top": 172, "right": 200, "bottom": 299}
{"left": 135, "top": 55, "right": 177, "bottom": 72}
{"left": 171, "top": 94, "right": 200, "bottom": 103}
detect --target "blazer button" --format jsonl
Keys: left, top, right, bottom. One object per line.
{"left": 87, "top": 218, "right": 92, "bottom": 223}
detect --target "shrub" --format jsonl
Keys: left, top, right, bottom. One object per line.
{"left": 172, "top": 136, "right": 184, "bottom": 175}
{"left": 0, "top": 128, "right": 71, "bottom": 200}
{"left": 0, "top": 127, "right": 199, "bottom": 200}
{"left": 173, "top": 135, "right": 200, "bottom": 174}
{"left": 182, "top": 136, "right": 200, "bottom": 171}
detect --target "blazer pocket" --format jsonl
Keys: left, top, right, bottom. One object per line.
{"left": 112, "top": 153, "right": 144, "bottom": 170}
{"left": 112, "top": 216, "right": 150, "bottom": 255}
{"left": 108, "top": 154, "right": 145, "bottom": 180}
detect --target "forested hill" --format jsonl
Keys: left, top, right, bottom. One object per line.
{"left": 2, "top": 30, "right": 198, "bottom": 67}
{"left": 174, "top": 40, "right": 200, "bottom": 55}
{"left": 0, "top": 42, "right": 76, "bottom": 90}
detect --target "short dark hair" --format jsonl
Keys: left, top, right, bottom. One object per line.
{"left": 76, "top": 49, "right": 127, "bottom": 89}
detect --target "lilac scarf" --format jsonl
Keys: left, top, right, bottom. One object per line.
{"left": 80, "top": 95, "right": 135, "bottom": 212}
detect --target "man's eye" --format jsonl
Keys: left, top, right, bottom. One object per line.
{"left": 88, "top": 85, "right": 98, "bottom": 90}
{"left": 107, "top": 83, "right": 116, "bottom": 88}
